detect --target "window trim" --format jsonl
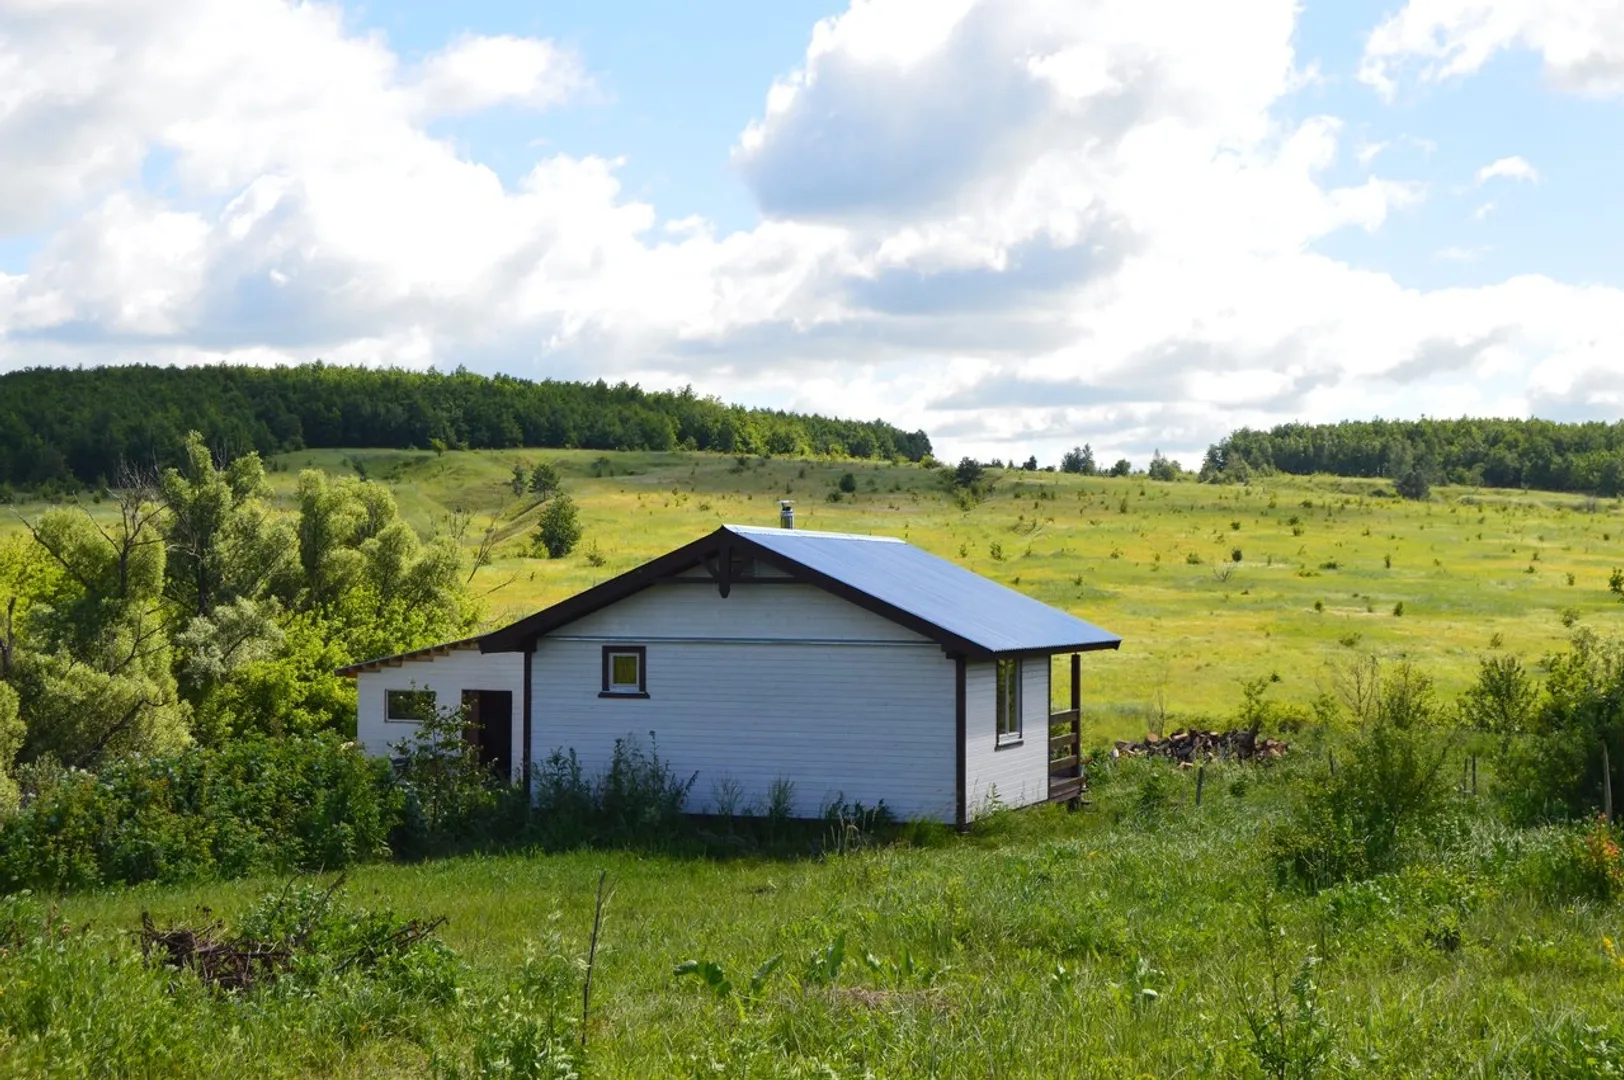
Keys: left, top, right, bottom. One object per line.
{"left": 599, "top": 645, "right": 649, "bottom": 699}
{"left": 994, "top": 658, "right": 1023, "bottom": 749}
{"left": 385, "top": 687, "right": 437, "bottom": 724}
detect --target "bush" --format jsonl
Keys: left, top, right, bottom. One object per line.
{"left": 531, "top": 733, "right": 695, "bottom": 849}
{"left": 1494, "top": 629, "right": 1624, "bottom": 824}
{"left": 0, "top": 736, "right": 399, "bottom": 893}
{"left": 1528, "top": 817, "right": 1624, "bottom": 904}
{"left": 390, "top": 702, "right": 526, "bottom": 857}
{"left": 1266, "top": 661, "right": 1454, "bottom": 890}
{"left": 534, "top": 494, "right": 583, "bottom": 559}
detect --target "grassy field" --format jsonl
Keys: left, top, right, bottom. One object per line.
{"left": 12, "top": 446, "right": 1613, "bottom": 740}
{"left": 5, "top": 451, "right": 1624, "bottom": 1077}
{"left": 11, "top": 759, "right": 1618, "bottom": 1079}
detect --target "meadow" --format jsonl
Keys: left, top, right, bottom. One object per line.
{"left": 4, "top": 450, "right": 1624, "bottom": 1079}
{"left": 179, "top": 448, "right": 1624, "bottom": 739}
{"left": 7, "top": 757, "right": 1621, "bottom": 1079}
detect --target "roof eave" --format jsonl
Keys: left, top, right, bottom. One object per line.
{"left": 986, "top": 638, "right": 1122, "bottom": 660}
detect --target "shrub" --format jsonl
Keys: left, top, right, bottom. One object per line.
{"left": 534, "top": 494, "right": 583, "bottom": 558}
{"left": 1494, "top": 630, "right": 1624, "bottom": 824}
{"left": 597, "top": 733, "right": 696, "bottom": 838}
{"left": 391, "top": 702, "right": 524, "bottom": 857}
{"left": 1458, "top": 655, "right": 1538, "bottom": 734}
{"left": 0, "top": 736, "right": 398, "bottom": 893}
{"left": 528, "top": 460, "right": 563, "bottom": 499}
{"left": 1266, "top": 661, "right": 1454, "bottom": 889}
{"left": 1541, "top": 817, "right": 1624, "bottom": 904}
{"left": 531, "top": 734, "right": 695, "bottom": 848}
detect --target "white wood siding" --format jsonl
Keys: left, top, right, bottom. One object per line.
{"left": 530, "top": 582, "right": 957, "bottom": 821}
{"left": 963, "top": 657, "right": 1052, "bottom": 816}
{"left": 558, "top": 582, "right": 929, "bottom": 643}
{"left": 355, "top": 648, "right": 524, "bottom": 780}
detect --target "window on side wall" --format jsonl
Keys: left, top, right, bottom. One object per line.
{"left": 600, "top": 646, "right": 648, "bottom": 698}
{"left": 386, "top": 688, "right": 437, "bottom": 723}
{"left": 995, "top": 659, "right": 1022, "bottom": 747}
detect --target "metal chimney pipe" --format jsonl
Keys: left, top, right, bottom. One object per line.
{"left": 778, "top": 500, "right": 794, "bottom": 529}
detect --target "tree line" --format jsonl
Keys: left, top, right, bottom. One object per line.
{"left": 1199, "top": 418, "right": 1624, "bottom": 496}
{"left": 0, "top": 363, "right": 933, "bottom": 495}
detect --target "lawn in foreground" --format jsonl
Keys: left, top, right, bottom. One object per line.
{"left": 22, "top": 758, "right": 1623, "bottom": 1079}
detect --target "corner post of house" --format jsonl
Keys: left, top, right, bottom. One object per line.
{"left": 1069, "top": 652, "right": 1082, "bottom": 808}
{"left": 953, "top": 653, "right": 967, "bottom": 831}
{"left": 522, "top": 642, "right": 534, "bottom": 808}
{"left": 1069, "top": 651, "right": 1081, "bottom": 722}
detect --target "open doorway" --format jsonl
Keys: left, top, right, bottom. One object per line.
{"left": 460, "top": 689, "right": 513, "bottom": 781}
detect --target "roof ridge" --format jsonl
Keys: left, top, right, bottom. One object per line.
{"left": 724, "top": 524, "right": 904, "bottom": 543}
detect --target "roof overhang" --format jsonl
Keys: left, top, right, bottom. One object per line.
{"left": 335, "top": 636, "right": 484, "bottom": 677}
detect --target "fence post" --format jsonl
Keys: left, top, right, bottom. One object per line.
{"left": 1328, "top": 750, "right": 1336, "bottom": 777}
{"left": 1471, "top": 754, "right": 1478, "bottom": 798}
{"left": 1195, "top": 764, "right": 1205, "bottom": 807}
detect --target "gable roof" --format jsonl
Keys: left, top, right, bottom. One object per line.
{"left": 478, "top": 524, "right": 1120, "bottom": 660}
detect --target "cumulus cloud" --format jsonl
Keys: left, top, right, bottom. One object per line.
{"left": 410, "top": 34, "right": 590, "bottom": 118}
{"left": 1477, "top": 156, "right": 1539, "bottom": 183}
{"left": 1362, "top": 0, "right": 1624, "bottom": 98}
{"left": 0, "top": 0, "right": 1621, "bottom": 467}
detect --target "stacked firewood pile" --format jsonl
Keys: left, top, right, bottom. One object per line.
{"left": 1112, "top": 728, "right": 1288, "bottom": 764}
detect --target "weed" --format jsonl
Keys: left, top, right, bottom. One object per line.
{"left": 1234, "top": 893, "right": 1337, "bottom": 1080}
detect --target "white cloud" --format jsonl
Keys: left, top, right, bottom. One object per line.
{"left": 1434, "top": 244, "right": 1490, "bottom": 262}
{"left": 1356, "top": 141, "right": 1389, "bottom": 166}
{"left": 1476, "top": 155, "right": 1539, "bottom": 183}
{"left": 1362, "top": 0, "right": 1624, "bottom": 98}
{"left": 410, "top": 34, "right": 591, "bottom": 118}
{"left": 1, "top": 0, "right": 1622, "bottom": 467}
{"left": 1473, "top": 201, "right": 1496, "bottom": 221}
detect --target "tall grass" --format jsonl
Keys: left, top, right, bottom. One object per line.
{"left": 5, "top": 744, "right": 1622, "bottom": 1078}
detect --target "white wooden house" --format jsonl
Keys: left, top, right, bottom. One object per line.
{"left": 340, "top": 521, "right": 1121, "bottom": 825}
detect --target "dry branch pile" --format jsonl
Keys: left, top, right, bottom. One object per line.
{"left": 138, "top": 913, "right": 293, "bottom": 992}
{"left": 1112, "top": 728, "right": 1288, "bottom": 765}
{"left": 136, "top": 874, "right": 449, "bottom": 993}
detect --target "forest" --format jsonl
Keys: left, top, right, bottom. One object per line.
{"left": 1202, "top": 417, "right": 1624, "bottom": 495}
{"left": 0, "top": 363, "right": 932, "bottom": 494}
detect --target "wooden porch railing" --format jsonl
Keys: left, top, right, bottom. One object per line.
{"left": 1048, "top": 708, "right": 1084, "bottom": 805}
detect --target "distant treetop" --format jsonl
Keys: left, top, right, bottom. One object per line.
{"left": 0, "top": 363, "right": 932, "bottom": 494}
{"left": 1199, "top": 417, "right": 1624, "bottom": 496}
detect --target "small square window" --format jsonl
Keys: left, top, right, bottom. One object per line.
{"left": 600, "top": 646, "right": 648, "bottom": 698}
{"left": 386, "top": 688, "right": 436, "bottom": 723}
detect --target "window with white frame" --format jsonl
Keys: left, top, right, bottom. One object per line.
{"left": 600, "top": 646, "right": 648, "bottom": 697}
{"left": 385, "top": 688, "right": 437, "bottom": 723}
{"left": 995, "top": 659, "right": 1022, "bottom": 745}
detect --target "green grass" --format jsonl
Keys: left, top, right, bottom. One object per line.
{"left": 11, "top": 760, "right": 1621, "bottom": 1078}
{"left": 7, "top": 450, "right": 1622, "bottom": 745}
{"left": 6, "top": 453, "right": 1624, "bottom": 1075}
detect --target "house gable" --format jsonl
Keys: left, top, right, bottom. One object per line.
{"left": 479, "top": 525, "right": 1121, "bottom": 659}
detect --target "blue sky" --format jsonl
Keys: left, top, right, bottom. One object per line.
{"left": 359, "top": 0, "right": 845, "bottom": 233}
{"left": 0, "top": 0, "right": 1621, "bottom": 463}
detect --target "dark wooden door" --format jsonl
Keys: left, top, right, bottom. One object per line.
{"left": 462, "top": 689, "right": 513, "bottom": 781}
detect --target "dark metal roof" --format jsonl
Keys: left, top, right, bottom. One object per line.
{"left": 725, "top": 525, "right": 1121, "bottom": 656}
{"left": 478, "top": 524, "right": 1120, "bottom": 659}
